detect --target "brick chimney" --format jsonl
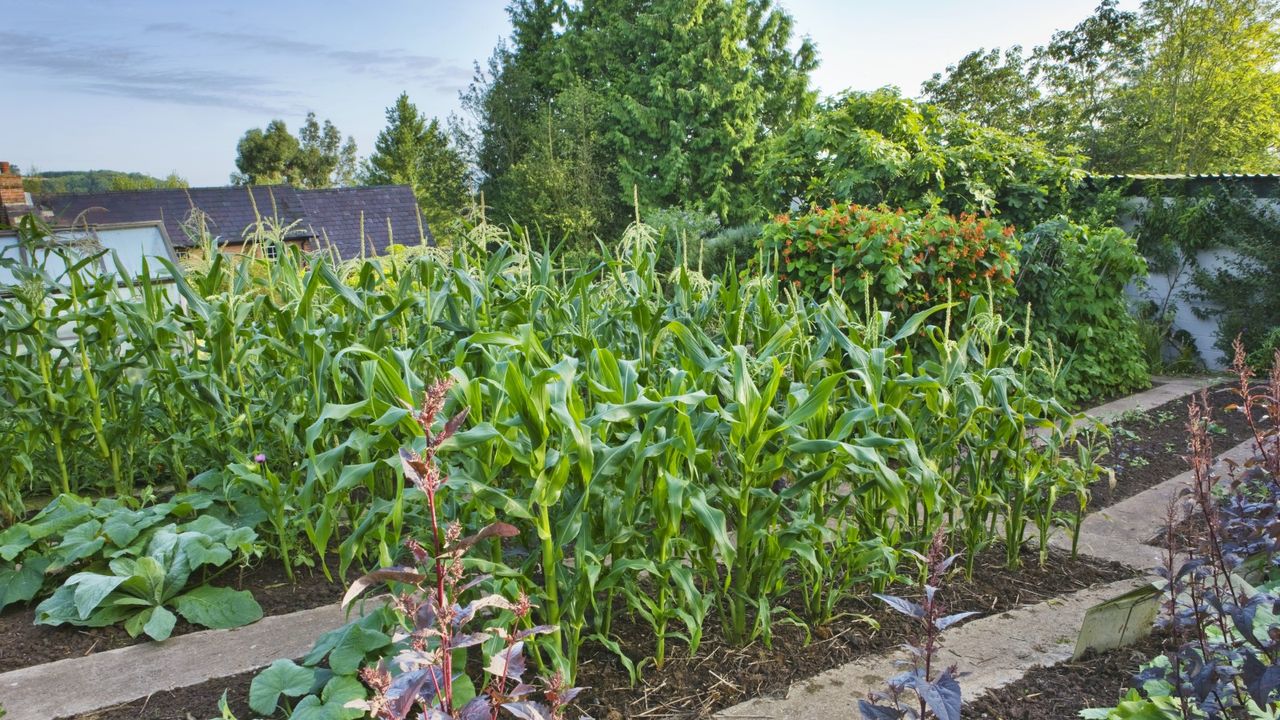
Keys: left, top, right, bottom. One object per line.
{"left": 0, "top": 162, "right": 30, "bottom": 227}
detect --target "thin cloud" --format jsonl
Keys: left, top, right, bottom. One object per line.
{"left": 1, "top": 31, "right": 298, "bottom": 113}
{"left": 145, "top": 22, "right": 472, "bottom": 93}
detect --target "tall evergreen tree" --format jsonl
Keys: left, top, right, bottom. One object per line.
{"left": 365, "top": 93, "right": 470, "bottom": 234}
{"left": 460, "top": 0, "right": 817, "bottom": 230}
{"left": 565, "top": 0, "right": 817, "bottom": 221}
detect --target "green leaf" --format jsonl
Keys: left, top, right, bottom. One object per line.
{"left": 303, "top": 611, "right": 392, "bottom": 670}
{"left": 249, "top": 659, "right": 315, "bottom": 715}
{"left": 68, "top": 572, "right": 128, "bottom": 620}
{"left": 289, "top": 696, "right": 342, "bottom": 720}
{"left": 327, "top": 623, "right": 391, "bottom": 675}
{"left": 173, "top": 585, "right": 263, "bottom": 629}
{"left": 0, "top": 557, "right": 49, "bottom": 610}
{"left": 0, "top": 524, "right": 35, "bottom": 562}
{"left": 143, "top": 605, "right": 177, "bottom": 641}
{"left": 319, "top": 674, "right": 367, "bottom": 720}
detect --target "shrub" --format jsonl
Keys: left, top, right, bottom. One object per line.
{"left": 755, "top": 88, "right": 1084, "bottom": 232}
{"left": 1016, "top": 218, "right": 1150, "bottom": 404}
{"left": 700, "top": 223, "right": 763, "bottom": 277}
{"left": 764, "top": 204, "right": 1019, "bottom": 313}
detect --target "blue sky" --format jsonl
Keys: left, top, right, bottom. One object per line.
{"left": 2, "top": 1, "right": 1134, "bottom": 186}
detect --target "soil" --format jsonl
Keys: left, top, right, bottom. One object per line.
{"left": 968, "top": 632, "right": 1171, "bottom": 719}
{"left": 64, "top": 668, "right": 259, "bottom": 720}
{"left": 1074, "top": 382, "right": 1263, "bottom": 514}
{"left": 0, "top": 559, "right": 356, "bottom": 674}
{"left": 61, "top": 545, "right": 1136, "bottom": 720}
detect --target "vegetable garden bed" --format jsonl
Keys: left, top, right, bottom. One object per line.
{"left": 5, "top": 375, "right": 1222, "bottom": 720}
{"left": 0, "top": 560, "right": 353, "bottom": 673}
{"left": 1080, "top": 380, "right": 1260, "bottom": 513}
{"left": 968, "top": 632, "right": 1169, "bottom": 720}
{"left": 58, "top": 544, "right": 1135, "bottom": 720}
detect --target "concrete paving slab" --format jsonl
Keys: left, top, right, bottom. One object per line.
{"left": 1051, "top": 436, "right": 1257, "bottom": 569}
{"left": 716, "top": 577, "right": 1150, "bottom": 720}
{"left": 1083, "top": 376, "right": 1220, "bottom": 424}
{"left": 0, "top": 597, "right": 382, "bottom": 720}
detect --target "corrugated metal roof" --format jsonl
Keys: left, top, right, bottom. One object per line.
{"left": 1098, "top": 173, "right": 1280, "bottom": 180}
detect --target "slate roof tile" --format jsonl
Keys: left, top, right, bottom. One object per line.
{"left": 38, "top": 184, "right": 426, "bottom": 260}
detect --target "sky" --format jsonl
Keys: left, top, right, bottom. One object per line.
{"left": 1, "top": 1, "right": 1136, "bottom": 186}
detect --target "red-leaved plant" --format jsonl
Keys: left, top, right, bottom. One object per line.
{"left": 344, "top": 379, "right": 587, "bottom": 720}
{"left": 859, "top": 526, "right": 976, "bottom": 720}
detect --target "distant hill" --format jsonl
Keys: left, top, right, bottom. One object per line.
{"left": 23, "top": 170, "right": 188, "bottom": 194}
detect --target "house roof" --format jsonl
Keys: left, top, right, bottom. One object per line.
{"left": 297, "top": 186, "right": 428, "bottom": 260}
{"left": 38, "top": 184, "right": 427, "bottom": 259}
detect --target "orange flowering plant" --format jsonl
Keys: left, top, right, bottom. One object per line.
{"left": 765, "top": 204, "right": 1020, "bottom": 313}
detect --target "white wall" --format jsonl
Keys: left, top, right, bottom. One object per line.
{"left": 1118, "top": 196, "right": 1266, "bottom": 371}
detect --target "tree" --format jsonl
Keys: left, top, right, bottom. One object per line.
{"left": 232, "top": 120, "right": 298, "bottom": 186}
{"left": 232, "top": 115, "right": 358, "bottom": 187}
{"left": 365, "top": 93, "right": 470, "bottom": 233}
{"left": 458, "top": 0, "right": 818, "bottom": 231}
{"left": 566, "top": 0, "right": 817, "bottom": 221}
{"left": 922, "top": 46, "right": 1041, "bottom": 132}
{"left": 1110, "top": 0, "right": 1280, "bottom": 172}
{"left": 106, "top": 172, "right": 188, "bottom": 191}
{"left": 920, "top": 0, "right": 1280, "bottom": 173}
{"left": 488, "top": 82, "right": 614, "bottom": 245}
{"left": 1032, "top": 0, "right": 1147, "bottom": 164}
{"left": 457, "top": 1, "right": 568, "bottom": 186}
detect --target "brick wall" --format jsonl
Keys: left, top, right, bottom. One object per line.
{"left": 0, "top": 162, "right": 24, "bottom": 206}
{"left": 0, "top": 162, "right": 28, "bottom": 226}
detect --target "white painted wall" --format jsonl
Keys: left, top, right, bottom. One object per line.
{"left": 1118, "top": 197, "right": 1265, "bottom": 371}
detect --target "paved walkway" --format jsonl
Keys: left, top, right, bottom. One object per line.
{"left": 1083, "top": 375, "right": 1219, "bottom": 424}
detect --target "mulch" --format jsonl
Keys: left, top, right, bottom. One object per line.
{"left": 0, "top": 559, "right": 355, "bottom": 674}
{"left": 968, "top": 632, "right": 1171, "bottom": 719}
{"left": 62, "top": 544, "right": 1136, "bottom": 720}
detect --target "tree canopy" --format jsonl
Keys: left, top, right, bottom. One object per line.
{"left": 364, "top": 93, "right": 470, "bottom": 233}
{"left": 922, "top": 0, "right": 1280, "bottom": 173}
{"left": 458, "top": 0, "right": 817, "bottom": 241}
{"left": 232, "top": 114, "right": 358, "bottom": 188}
{"left": 756, "top": 89, "right": 1084, "bottom": 232}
